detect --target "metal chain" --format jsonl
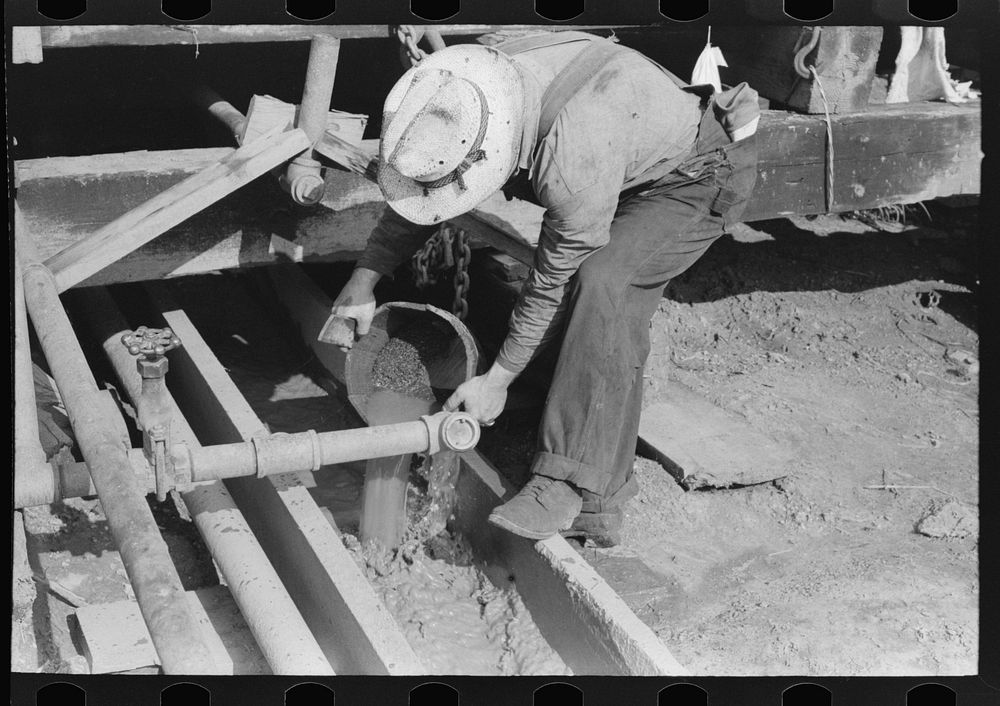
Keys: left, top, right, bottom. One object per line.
{"left": 452, "top": 228, "right": 471, "bottom": 321}
{"left": 395, "top": 25, "right": 428, "bottom": 68}
{"left": 410, "top": 225, "right": 471, "bottom": 320}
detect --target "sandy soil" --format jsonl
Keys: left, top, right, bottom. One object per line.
{"left": 12, "top": 205, "right": 978, "bottom": 676}
{"left": 486, "top": 206, "right": 979, "bottom": 675}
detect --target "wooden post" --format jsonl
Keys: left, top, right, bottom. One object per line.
{"left": 714, "top": 26, "right": 884, "bottom": 114}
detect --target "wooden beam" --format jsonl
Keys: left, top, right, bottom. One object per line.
{"left": 34, "top": 25, "right": 632, "bottom": 49}
{"left": 16, "top": 148, "right": 382, "bottom": 288}
{"left": 143, "top": 283, "right": 425, "bottom": 675}
{"left": 715, "top": 27, "right": 884, "bottom": 115}
{"left": 16, "top": 100, "right": 980, "bottom": 282}
{"left": 44, "top": 128, "right": 311, "bottom": 292}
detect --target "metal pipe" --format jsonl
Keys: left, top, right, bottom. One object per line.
{"left": 284, "top": 35, "right": 341, "bottom": 205}
{"left": 17, "top": 229, "right": 220, "bottom": 675}
{"left": 191, "top": 85, "right": 247, "bottom": 143}
{"left": 70, "top": 286, "right": 334, "bottom": 675}
{"left": 13, "top": 251, "right": 55, "bottom": 505}
{"left": 190, "top": 411, "right": 480, "bottom": 482}
{"left": 298, "top": 35, "right": 341, "bottom": 146}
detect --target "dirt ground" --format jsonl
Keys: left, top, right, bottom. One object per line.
{"left": 487, "top": 204, "right": 980, "bottom": 675}
{"left": 12, "top": 203, "right": 978, "bottom": 676}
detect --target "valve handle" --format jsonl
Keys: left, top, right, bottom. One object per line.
{"left": 121, "top": 326, "right": 182, "bottom": 359}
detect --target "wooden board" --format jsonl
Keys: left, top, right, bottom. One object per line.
{"left": 45, "top": 128, "right": 311, "bottom": 292}
{"left": 145, "top": 285, "right": 425, "bottom": 675}
{"left": 75, "top": 586, "right": 270, "bottom": 675}
{"left": 241, "top": 95, "right": 367, "bottom": 148}
{"left": 637, "top": 381, "right": 795, "bottom": 490}
{"left": 15, "top": 100, "right": 980, "bottom": 283}
{"left": 715, "top": 27, "right": 884, "bottom": 114}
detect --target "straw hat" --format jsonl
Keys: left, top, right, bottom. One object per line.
{"left": 378, "top": 44, "right": 526, "bottom": 225}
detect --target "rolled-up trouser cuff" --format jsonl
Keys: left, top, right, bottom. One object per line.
{"left": 581, "top": 474, "right": 639, "bottom": 514}
{"left": 532, "top": 451, "right": 610, "bottom": 496}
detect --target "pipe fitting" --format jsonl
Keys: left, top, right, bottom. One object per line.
{"left": 428, "top": 412, "right": 480, "bottom": 454}
{"left": 284, "top": 156, "right": 326, "bottom": 205}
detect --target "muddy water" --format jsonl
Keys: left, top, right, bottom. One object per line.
{"left": 359, "top": 390, "right": 436, "bottom": 550}
{"left": 353, "top": 325, "right": 570, "bottom": 675}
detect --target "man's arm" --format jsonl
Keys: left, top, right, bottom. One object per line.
{"left": 356, "top": 204, "right": 440, "bottom": 279}
{"left": 329, "top": 204, "right": 438, "bottom": 345}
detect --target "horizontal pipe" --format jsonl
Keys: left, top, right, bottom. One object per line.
{"left": 70, "top": 285, "right": 334, "bottom": 675}
{"left": 191, "top": 85, "right": 247, "bottom": 142}
{"left": 17, "top": 218, "right": 219, "bottom": 675}
{"left": 191, "top": 411, "right": 479, "bottom": 482}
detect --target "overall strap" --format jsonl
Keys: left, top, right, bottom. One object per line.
{"left": 536, "top": 39, "right": 622, "bottom": 137}
{"left": 493, "top": 30, "right": 602, "bottom": 56}
{"left": 495, "top": 31, "right": 703, "bottom": 139}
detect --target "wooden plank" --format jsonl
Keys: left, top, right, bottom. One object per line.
{"left": 36, "top": 25, "right": 631, "bottom": 48}
{"left": 269, "top": 261, "right": 687, "bottom": 676}
{"left": 144, "top": 284, "right": 424, "bottom": 676}
{"left": 637, "top": 381, "right": 796, "bottom": 490}
{"left": 715, "top": 27, "right": 884, "bottom": 114}
{"left": 241, "top": 95, "right": 368, "bottom": 148}
{"left": 45, "top": 128, "right": 311, "bottom": 292}
{"left": 12, "top": 26, "right": 43, "bottom": 64}
{"left": 75, "top": 587, "right": 270, "bottom": 675}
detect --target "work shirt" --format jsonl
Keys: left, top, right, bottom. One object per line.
{"left": 357, "top": 38, "right": 702, "bottom": 374}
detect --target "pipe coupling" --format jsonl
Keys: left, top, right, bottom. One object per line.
{"left": 253, "top": 429, "right": 323, "bottom": 479}
{"left": 426, "top": 412, "right": 480, "bottom": 455}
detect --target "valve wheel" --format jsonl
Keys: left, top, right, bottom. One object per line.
{"left": 121, "top": 326, "right": 182, "bottom": 358}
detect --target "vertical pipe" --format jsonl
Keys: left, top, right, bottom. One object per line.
{"left": 191, "top": 85, "right": 247, "bottom": 143}
{"left": 298, "top": 35, "right": 341, "bottom": 147}
{"left": 70, "top": 286, "right": 334, "bottom": 676}
{"left": 284, "top": 36, "right": 341, "bottom": 205}
{"left": 16, "top": 210, "right": 220, "bottom": 676}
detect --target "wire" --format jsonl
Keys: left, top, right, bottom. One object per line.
{"left": 809, "top": 66, "right": 835, "bottom": 213}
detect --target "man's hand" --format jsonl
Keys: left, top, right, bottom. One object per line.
{"left": 330, "top": 268, "right": 381, "bottom": 351}
{"left": 444, "top": 363, "right": 517, "bottom": 425}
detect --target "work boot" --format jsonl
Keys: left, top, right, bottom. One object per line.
{"left": 488, "top": 475, "right": 583, "bottom": 540}
{"left": 560, "top": 506, "right": 623, "bottom": 548}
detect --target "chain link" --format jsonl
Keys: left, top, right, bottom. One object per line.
{"left": 452, "top": 229, "right": 471, "bottom": 321}
{"left": 395, "top": 24, "right": 428, "bottom": 68}
{"left": 411, "top": 225, "right": 471, "bottom": 320}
